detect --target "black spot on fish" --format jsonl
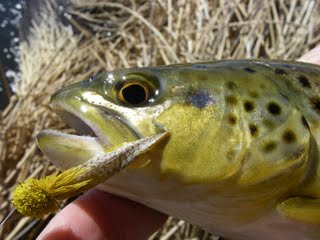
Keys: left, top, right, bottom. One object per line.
{"left": 301, "top": 116, "right": 309, "bottom": 128}
{"left": 282, "top": 130, "right": 296, "bottom": 144}
{"left": 225, "top": 96, "right": 238, "bottom": 105}
{"left": 267, "top": 102, "right": 281, "bottom": 115}
{"left": 263, "top": 142, "right": 277, "bottom": 153}
{"left": 244, "top": 101, "right": 254, "bottom": 112}
{"left": 227, "top": 114, "right": 237, "bottom": 125}
{"left": 249, "top": 123, "right": 258, "bottom": 136}
{"left": 244, "top": 67, "right": 256, "bottom": 73}
{"left": 274, "top": 68, "right": 286, "bottom": 75}
{"left": 187, "top": 90, "right": 214, "bottom": 109}
{"left": 310, "top": 97, "right": 320, "bottom": 113}
{"left": 298, "top": 75, "right": 311, "bottom": 88}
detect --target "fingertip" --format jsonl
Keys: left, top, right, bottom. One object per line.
{"left": 37, "top": 190, "right": 105, "bottom": 240}
{"left": 37, "top": 189, "right": 167, "bottom": 240}
{"left": 298, "top": 45, "right": 320, "bottom": 64}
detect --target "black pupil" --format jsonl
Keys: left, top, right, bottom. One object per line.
{"left": 122, "top": 84, "right": 147, "bottom": 105}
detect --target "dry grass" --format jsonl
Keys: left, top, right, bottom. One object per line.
{"left": 1, "top": 0, "right": 320, "bottom": 239}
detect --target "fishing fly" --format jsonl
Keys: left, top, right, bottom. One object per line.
{"left": 8, "top": 132, "right": 168, "bottom": 218}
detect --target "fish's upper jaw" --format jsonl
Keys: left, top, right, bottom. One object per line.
{"left": 49, "top": 90, "right": 112, "bottom": 147}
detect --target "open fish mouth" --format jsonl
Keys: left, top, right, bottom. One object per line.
{"left": 37, "top": 87, "right": 140, "bottom": 170}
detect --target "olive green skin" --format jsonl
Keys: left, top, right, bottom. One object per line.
{"left": 41, "top": 60, "right": 320, "bottom": 240}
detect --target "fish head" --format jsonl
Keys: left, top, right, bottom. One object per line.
{"left": 37, "top": 67, "right": 172, "bottom": 169}
{"left": 38, "top": 64, "right": 240, "bottom": 183}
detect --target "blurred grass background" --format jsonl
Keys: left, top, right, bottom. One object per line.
{"left": 1, "top": 0, "right": 320, "bottom": 239}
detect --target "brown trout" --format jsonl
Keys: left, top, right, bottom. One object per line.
{"left": 36, "top": 59, "right": 320, "bottom": 240}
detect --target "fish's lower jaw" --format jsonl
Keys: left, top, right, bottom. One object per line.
{"left": 36, "top": 129, "right": 106, "bottom": 169}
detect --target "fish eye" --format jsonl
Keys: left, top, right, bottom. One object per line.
{"left": 118, "top": 82, "right": 150, "bottom": 105}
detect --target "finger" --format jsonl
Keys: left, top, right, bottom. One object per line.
{"left": 298, "top": 45, "right": 320, "bottom": 64}
{"left": 37, "top": 189, "right": 167, "bottom": 240}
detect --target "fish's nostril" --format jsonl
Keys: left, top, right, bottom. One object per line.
{"left": 50, "top": 88, "right": 68, "bottom": 110}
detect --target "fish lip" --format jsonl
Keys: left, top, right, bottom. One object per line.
{"left": 36, "top": 129, "right": 105, "bottom": 169}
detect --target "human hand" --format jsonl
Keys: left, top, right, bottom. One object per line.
{"left": 298, "top": 45, "right": 320, "bottom": 64}
{"left": 37, "top": 189, "right": 167, "bottom": 240}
